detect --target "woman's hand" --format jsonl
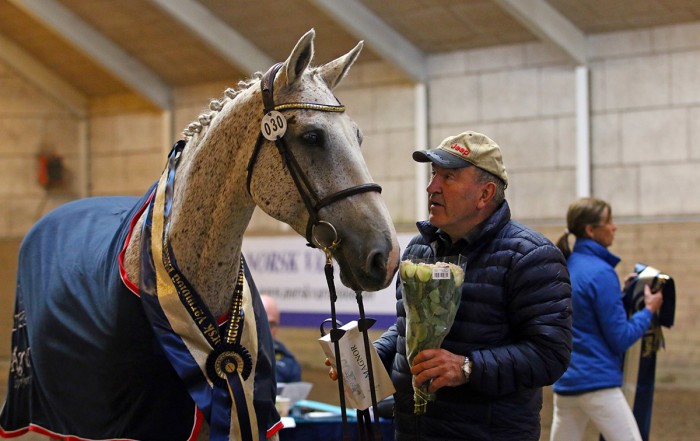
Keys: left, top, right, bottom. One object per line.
{"left": 643, "top": 282, "right": 663, "bottom": 314}
{"left": 622, "top": 272, "right": 637, "bottom": 291}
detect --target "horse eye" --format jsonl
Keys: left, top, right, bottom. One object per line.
{"left": 301, "top": 130, "right": 323, "bottom": 146}
{"left": 357, "top": 128, "right": 363, "bottom": 146}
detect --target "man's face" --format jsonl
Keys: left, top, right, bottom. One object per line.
{"left": 262, "top": 296, "right": 281, "bottom": 339}
{"left": 266, "top": 312, "right": 279, "bottom": 339}
{"left": 426, "top": 165, "right": 485, "bottom": 239}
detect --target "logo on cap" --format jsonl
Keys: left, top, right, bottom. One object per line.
{"left": 448, "top": 143, "right": 470, "bottom": 157}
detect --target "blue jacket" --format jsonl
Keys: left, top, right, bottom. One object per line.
{"left": 553, "top": 238, "right": 653, "bottom": 394}
{"left": 274, "top": 339, "right": 302, "bottom": 383}
{"left": 375, "top": 201, "right": 572, "bottom": 441}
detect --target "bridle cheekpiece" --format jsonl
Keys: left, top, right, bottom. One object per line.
{"left": 245, "top": 62, "right": 382, "bottom": 258}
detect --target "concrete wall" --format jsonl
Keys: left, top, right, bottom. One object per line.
{"left": 1, "top": 21, "right": 699, "bottom": 388}
{"left": 425, "top": 21, "right": 700, "bottom": 222}
{"left": 0, "top": 62, "right": 84, "bottom": 238}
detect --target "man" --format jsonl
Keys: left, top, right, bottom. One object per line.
{"left": 374, "top": 131, "right": 572, "bottom": 440}
{"left": 261, "top": 294, "right": 302, "bottom": 383}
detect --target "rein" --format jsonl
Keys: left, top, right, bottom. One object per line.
{"left": 247, "top": 63, "right": 384, "bottom": 440}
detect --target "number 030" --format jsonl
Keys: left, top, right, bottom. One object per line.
{"left": 261, "top": 111, "right": 287, "bottom": 140}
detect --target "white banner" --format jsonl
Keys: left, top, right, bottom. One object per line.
{"left": 241, "top": 233, "right": 414, "bottom": 327}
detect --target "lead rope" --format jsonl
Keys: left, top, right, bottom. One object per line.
{"left": 355, "top": 291, "right": 381, "bottom": 441}
{"left": 320, "top": 268, "right": 382, "bottom": 441}
{"left": 319, "top": 244, "right": 351, "bottom": 441}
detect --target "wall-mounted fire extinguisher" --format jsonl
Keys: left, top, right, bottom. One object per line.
{"left": 37, "top": 153, "right": 64, "bottom": 189}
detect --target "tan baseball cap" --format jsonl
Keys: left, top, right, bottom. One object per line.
{"left": 413, "top": 131, "right": 508, "bottom": 187}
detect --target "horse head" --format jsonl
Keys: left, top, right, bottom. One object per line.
{"left": 247, "top": 30, "right": 400, "bottom": 293}
{"left": 151, "top": 29, "right": 400, "bottom": 317}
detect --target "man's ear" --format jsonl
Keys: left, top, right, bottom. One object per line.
{"left": 477, "top": 182, "right": 496, "bottom": 208}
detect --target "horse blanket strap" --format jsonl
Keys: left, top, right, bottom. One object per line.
{"left": 619, "top": 263, "right": 676, "bottom": 441}
{"left": 138, "top": 141, "right": 269, "bottom": 441}
{"left": 245, "top": 62, "right": 382, "bottom": 247}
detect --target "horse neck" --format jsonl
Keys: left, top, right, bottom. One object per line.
{"left": 126, "top": 89, "right": 262, "bottom": 317}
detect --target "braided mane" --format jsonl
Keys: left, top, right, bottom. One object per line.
{"left": 181, "top": 72, "right": 264, "bottom": 140}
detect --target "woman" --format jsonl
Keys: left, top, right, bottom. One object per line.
{"left": 550, "top": 197, "right": 663, "bottom": 441}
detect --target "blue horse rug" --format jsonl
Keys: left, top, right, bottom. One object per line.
{"left": 0, "top": 182, "right": 280, "bottom": 440}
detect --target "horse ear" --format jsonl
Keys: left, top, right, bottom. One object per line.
{"left": 318, "top": 41, "right": 363, "bottom": 90}
{"left": 282, "top": 29, "right": 315, "bottom": 86}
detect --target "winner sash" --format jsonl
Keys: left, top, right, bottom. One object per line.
{"left": 621, "top": 263, "right": 676, "bottom": 441}
{"left": 139, "top": 141, "right": 260, "bottom": 441}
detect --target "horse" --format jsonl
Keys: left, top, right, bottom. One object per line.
{"left": 0, "top": 29, "right": 400, "bottom": 441}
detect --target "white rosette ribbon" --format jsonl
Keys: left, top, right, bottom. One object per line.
{"left": 400, "top": 257, "right": 464, "bottom": 415}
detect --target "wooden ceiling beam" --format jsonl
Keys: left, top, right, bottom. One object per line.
{"left": 9, "top": 0, "right": 172, "bottom": 109}
{"left": 148, "top": 0, "right": 273, "bottom": 75}
{"left": 308, "top": 0, "right": 427, "bottom": 82}
{"left": 0, "top": 31, "right": 87, "bottom": 118}
{"left": 493, "top": 0, "right": 588, "bottom": 65}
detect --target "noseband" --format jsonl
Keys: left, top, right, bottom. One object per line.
{"left": 246, "top": 63, "right": 382, "bottom": 251}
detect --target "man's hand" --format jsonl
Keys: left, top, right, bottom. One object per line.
{"left": 324, "top": 357, "right": 338, "bottom": 381}
{"left": 410, "top": 348, "right": 467, "bottom": 394}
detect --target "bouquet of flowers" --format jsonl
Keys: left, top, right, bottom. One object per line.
{"left": 400, "top": 257, "right": 464, "bottom": 414}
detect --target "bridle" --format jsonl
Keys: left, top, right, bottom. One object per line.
{"left": 246, "top": 62, "right": 385, "bottom": 440}
{"left": 246, "top": 62, "right": 382, "bottom": 254}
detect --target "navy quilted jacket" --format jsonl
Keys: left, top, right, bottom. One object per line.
{"left": 375, "top": 201, "right": 572, "bottom": 441}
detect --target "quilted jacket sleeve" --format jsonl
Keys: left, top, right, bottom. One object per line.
{"left": 468, "top": 242, "right": 573, "bottom": 397}
{"left": 374, "top": 324, "right": 399, "bottom": 373}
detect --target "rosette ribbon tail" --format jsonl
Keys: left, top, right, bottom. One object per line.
{"left": 223, "top": 365, "right": 253, "bottom": 441}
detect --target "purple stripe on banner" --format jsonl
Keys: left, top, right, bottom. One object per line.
{"left": 280, "top": 312, "right": 396, "bottom": 330}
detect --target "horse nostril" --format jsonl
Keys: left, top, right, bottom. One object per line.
{"left": 366, "top": 249, "right": 387, "bottom": 278}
